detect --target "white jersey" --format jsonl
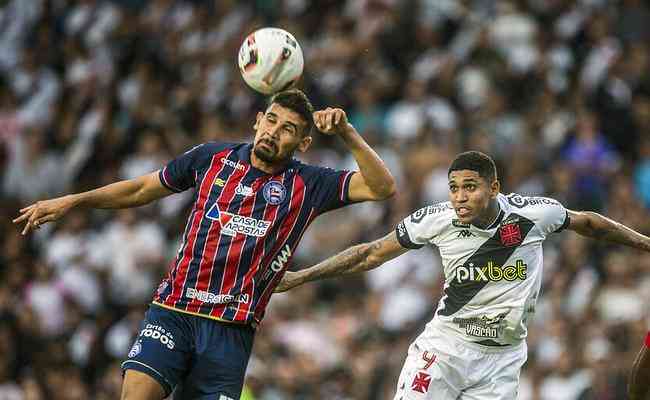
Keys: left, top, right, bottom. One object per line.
{"left": 396, "top": 193, "right": 569, "bottom": 346}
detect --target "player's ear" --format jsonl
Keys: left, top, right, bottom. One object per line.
{"left": 297, "top": 135, "right": 312, "bottom": 152}
{"left": 254, "top": 112, "right": 263, "bottom": 130}
{"left": 491, "top": 179, "right": 500, "bottom": 198}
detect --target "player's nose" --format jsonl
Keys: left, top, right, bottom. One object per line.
{"left": 267, "top": 124, "right": 281, "bottom": 138}
{"left": 455, "top": 190, "right": 468, "bottom": 202}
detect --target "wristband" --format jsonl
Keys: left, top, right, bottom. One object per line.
{"left": 645, "top": 332, "right": 650, "bottom": 347}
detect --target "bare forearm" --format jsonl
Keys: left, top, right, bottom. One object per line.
{"left": 292, "top": 241, "right": 383, "bottom": 286}
{"left": 339, "top": 125, "right": 395, "bottom": 198}
{"left": 576, "top": 212, "right": 650, "bottom": 251}
{"left": 73, "top": 178, "right": 157, "bottom": 209}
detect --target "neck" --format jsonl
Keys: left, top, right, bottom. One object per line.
{"left": 472, "top": 199, "right": 500, "bottom": 229}
{"left": 250, "top": 151, "right": 287, "bottom": 174}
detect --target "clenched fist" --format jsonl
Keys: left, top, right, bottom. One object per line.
{"left": 313, "top": 107, "right": 352, "bottom": 136}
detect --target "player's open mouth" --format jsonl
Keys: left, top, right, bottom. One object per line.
{"left": 258, "top": 140, "right": 277, "bottom": 151}
{"left": 456, "top": 207, "right": 471, "bottom": 217}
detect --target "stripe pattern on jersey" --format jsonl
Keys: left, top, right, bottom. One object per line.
{"left": 161, "top": 150, "right": 232, "bottom": 307}
{"left": 154, "top": 161, "right": 317, "bottom": 325}
{"left": 438, "top": 214, "right": 535, "bottom": 317}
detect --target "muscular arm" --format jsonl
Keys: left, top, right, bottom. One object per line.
{"left": 275, "top": 231, "right": 409, "bottom": 292}
{"left": 341, "top": 124, "right": 396, "bottom": 201}
{"left": 73, "top": 171, "right": 172, "bottom": 209}
{"left": 566, "top": 210, "right": 650, "bottom": 251}
{"left": 13, "top": 171, "right": 173, "bottom": 235}
{"left": 629, "top": 335, "right": 650, "bottom": 400}
{"left": 314, "top": 108, "right": 396, "bottom": 201}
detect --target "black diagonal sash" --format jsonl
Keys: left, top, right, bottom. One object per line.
{"left": 438, "top": 214, "right": 535, "bottom": 316}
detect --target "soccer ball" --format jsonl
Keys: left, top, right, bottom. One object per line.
{"left": 238, "top": 28, "right": 304, "bottom": 95}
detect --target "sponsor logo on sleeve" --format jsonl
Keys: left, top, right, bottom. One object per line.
{"left": 507, "top": 194, "right": 559, "bottom": 209}
{"left": 410, "top": 203, "right": 452, "bottom": 224}
{"left": 397, "top": 222, "right": 408, "bottom": 238}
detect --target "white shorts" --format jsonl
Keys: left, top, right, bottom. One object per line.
{"left": 393, "top": 328, "right": 527, "bottom": 400}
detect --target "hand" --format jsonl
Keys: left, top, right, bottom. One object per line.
{"left": 274, "top": 271, "right": 303, "bottom": 293}
{"left": 313, "top": 107, "right": 352, "bottom": 136}
{"left": 12, "top": 195, "right": 77, "bottom": 235}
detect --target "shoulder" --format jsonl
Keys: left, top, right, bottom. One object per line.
{"left": 502, "top": 193, "right": 562, "bottom": 210}
{"left": 502, "top": 193, "right": 567, "bottom": 229}
{"left": 197, "top": 141, "right": 242, "bottom": 156}
{"left": 291, "top": 160, "right": 351, "bottom": 181}
{"left": 409, "top": 201, "right": 455, "bottom": 225}
{"left": 398, "top": 201, "right": 455, "bottom": 245}
{"left": 177, "top": 142, "right": 242, "bottom": 166}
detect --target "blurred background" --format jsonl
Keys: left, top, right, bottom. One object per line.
{"left": 0, "top": 0, "right": 649, "bottom": 399}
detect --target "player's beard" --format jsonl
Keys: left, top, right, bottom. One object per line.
{"left": 253, "top": 140, "right": 294, "bottom": 164}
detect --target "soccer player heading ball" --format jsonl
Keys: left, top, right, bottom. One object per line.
{"left": 276, "top": 151, "right": 650, "bottom": 400}
{"left": 13, "top": 89, "right": 396, "bottom": 399}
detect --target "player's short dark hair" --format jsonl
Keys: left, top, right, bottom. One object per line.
{"left": 268, "top": 89, "right": 314, "bottom": 136}
{"left": 448, "top": 151, "right": 497, "bottom": 182}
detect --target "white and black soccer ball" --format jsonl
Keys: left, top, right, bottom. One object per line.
{"left": 238, "top": 27, "right": 304, "bottom": 95}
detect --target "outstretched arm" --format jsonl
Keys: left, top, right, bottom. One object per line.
{"left": 13, "top": 171, "right": 172, "bottom": 235}
{"left": 566, "top": 210, "right": 650, "bottom": 251}
{"left": 275, "top": 231, "right": 409, "bottom": 292}
{"left": 314, "top": 108, "right": 396, "bottom": 201}
{"left": 628, "top": 333, "right": 650, "bottom": 400}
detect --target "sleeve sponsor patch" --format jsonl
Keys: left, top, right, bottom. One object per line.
{"left": 396, "top": 221, "right": 423, "bottom": 249}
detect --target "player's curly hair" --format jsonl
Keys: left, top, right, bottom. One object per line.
{"left": 448, "top": 151, "right": 497, "bottom": 182}
{"left": 268, "top": 89, "right": 314, "bottom": 136}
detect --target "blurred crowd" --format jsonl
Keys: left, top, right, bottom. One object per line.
{"left": 1, "top": 0, "right": 650, "bottom": 399}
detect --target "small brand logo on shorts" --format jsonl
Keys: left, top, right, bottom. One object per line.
{"left": 128, "top": 339, "right": 142, "bottom": 358}
{"left": 411, "top": 371, "right": 431, "bottom": 393}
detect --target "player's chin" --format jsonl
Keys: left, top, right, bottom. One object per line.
{"left": 254, "top": 145, "right": 277, "bottom": 161}
{"left": 455, "top": 213, "right": 473, "bottom": 224}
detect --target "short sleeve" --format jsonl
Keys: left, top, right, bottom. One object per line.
{"left": 306, "top": 166, "right": 356, "bottom": 214}
{"left": 539, "top": 199, "right": 569, "bottom": 235}
{"left": 506, "top": 194, "right": 569, "bottom": 237}
{"left": 159, "top": 144, "right": 204, "bottom": 192}
{"left": 395, "top": 203, "right": 452, "bottom": 249}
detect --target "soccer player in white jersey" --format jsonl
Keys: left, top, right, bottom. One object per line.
{"left": 275, "top": 151, "right": 650, "bottom": 399}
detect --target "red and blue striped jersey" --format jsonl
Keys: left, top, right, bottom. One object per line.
{"left": 153, "top": 142, "right": 355, "bottom": 325}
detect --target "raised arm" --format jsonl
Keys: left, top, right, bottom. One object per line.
{"left": 13, "top": 171, "right": 172, "bottom": 235}
{"left": 566, "top": 210, "right": 650, "bottom": 251}
{"left": 314, "top": 108, "right": 396, "bottom": 201}
{"left": 275, "top": 231, "right": 409, "bottom": 292}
